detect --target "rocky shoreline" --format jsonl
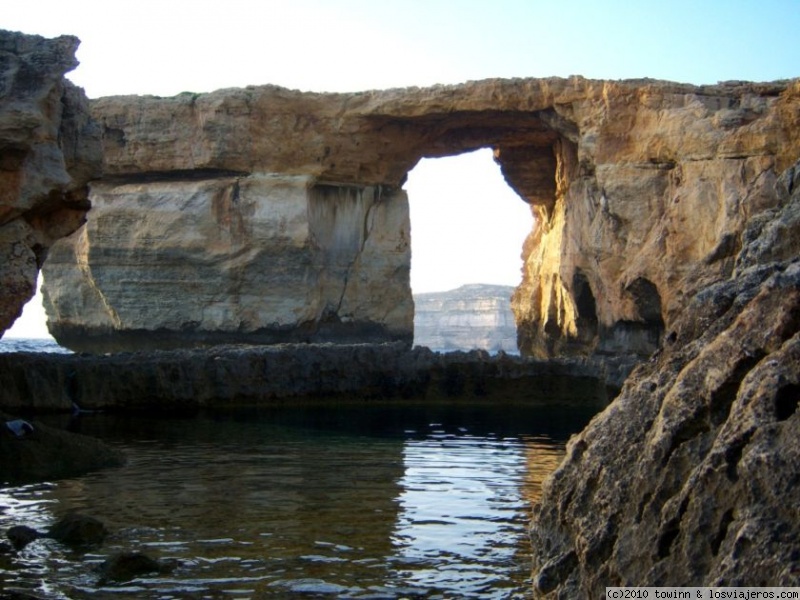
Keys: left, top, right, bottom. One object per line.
{"left": 0, "top": 343, "right": 629, "bottom": 415}
{"left": 530, "top": 163, "right": 800, "bottom": 596}
{"left": 0, "top": 341, "right": 630, "bottom": 487}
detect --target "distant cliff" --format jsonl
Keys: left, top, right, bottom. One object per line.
{"left": 413, "top": 284, "right": 517, "bottom": 353}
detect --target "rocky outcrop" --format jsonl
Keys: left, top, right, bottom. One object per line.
{"left": 0, "top": 343, "right": 611, "bottom": 413}
{"left": 413, "top": 284, "right": 517, "bottom": 353}
{"left": 0, "top": 410, "right": 124, "bottom": 484}
{"left": 41, "top": 77, "right": 800, "bottom": 355}
{"left": 0, "top": 30, "right": 102, "bottom": 337}
{"left": 529, "top": 162, "right": 800, "bottom": 596}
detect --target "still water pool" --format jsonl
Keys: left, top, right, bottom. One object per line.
{"left": 0, "top": 401, "right": 602, "bottom": 599}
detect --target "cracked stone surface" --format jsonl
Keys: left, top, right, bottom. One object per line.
{"left": 529, "top": 161, "right": 800, "bottom": 596}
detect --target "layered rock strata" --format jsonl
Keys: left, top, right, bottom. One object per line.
{"left": 530, "top": 162, "right": 800, "bottom": 595}
{"left": 41, "top": 77, "right": 800, "bottom": 356}
{"left": 413, "top": 284, "right": 517, "bottom": 353}
{"left": 0, "top": 30, "right": 101, "bottom": 336}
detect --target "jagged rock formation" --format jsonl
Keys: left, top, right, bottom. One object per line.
{"left": 530, "top": 162, "right": 800, "bottom": 596}
{"left": 413, "top": 284, "right": 517, "bottom": 353}
{"left": 41, "top": 77, "right": 800, "bottom": 355}
{"left": 0, "top": 30, "right": 101, "bottom": 337}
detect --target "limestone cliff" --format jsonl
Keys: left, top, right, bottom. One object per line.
{"left": 41, "top": 77, "right": 800, "bottom": 355}
{"left": 0, "top": 30, "right": 101, "bottom": 336}
{"left": 530, "top": 162, "right": 800, "bottom": 595}
{"left": 413, "top": 284, "right": 517, "bottom": 353}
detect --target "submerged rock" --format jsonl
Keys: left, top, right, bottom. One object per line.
{"left": 530, "top": 161, "right": 800, "bottom": 595}
{"left": 48, "top": 513, "right": 108, "bottom": 547}
{"left": 0, "top": 416, "right": 124, "bottom": 485}
{"left": 96, "top": 551, "right": 166, "bottom": 583}
{"left": 6, "top": 525, "right": 43, "bottom": 550}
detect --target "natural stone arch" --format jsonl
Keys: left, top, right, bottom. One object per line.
{"left": 36, "top": 78, "right": 800, "bottom": 357}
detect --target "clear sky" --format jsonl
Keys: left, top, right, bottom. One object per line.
{"left": 5, "top": 0, "right": 800, "bottom": 338}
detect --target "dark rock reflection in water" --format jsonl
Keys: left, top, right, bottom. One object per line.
{"left": 0, "top": 401, "right": 601, "bottom": 598}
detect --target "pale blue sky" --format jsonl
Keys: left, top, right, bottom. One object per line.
{"left": 5, "top": 0, "right": 799, "bottom": 337}
{"left": 6, "top": 0, "right": 800, "bottom": 96}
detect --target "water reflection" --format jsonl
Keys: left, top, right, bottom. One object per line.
{"left": 390, "top": 429, "right": 553, "bottom": 598}
{"left": 0, "top": 401, "right": 598, "bottom": 598}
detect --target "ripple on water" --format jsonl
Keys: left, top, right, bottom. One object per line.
{"left": 0, "top": 402, "right": 595, "bottom": 598}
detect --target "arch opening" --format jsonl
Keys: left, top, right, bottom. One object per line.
{"left": 3, "top": 272, "right": 53, "bottom": 340}
{"left": 404, "top": 148, "right": 534, "bottom": 354}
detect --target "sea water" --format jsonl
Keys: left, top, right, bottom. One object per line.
{"left": 0, "top": 400, "right": 601, "bottom": 599}
{"left": 0, "top": 337, "right": 71, "bottom": 354}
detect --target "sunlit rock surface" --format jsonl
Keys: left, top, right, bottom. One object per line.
{"left": 413, "top": 284, "right": 517, "bottom": 353}
{"left": 0, "top": 30, "right": 101, "bottom": 337}
{"left": 530, "top": 161, "right": 800, "bottom": 596}
{"left": 41, "top": 77, "right": 800, "bottom": 355}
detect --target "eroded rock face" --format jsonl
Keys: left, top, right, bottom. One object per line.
{"left": 529, "top": 163, "right": 800, "bottom": 595}
{"left": 45, "top": 175, "right": 411, "bottom": 351}
{"left": 41, "top": 77, "right": 800, "bottom": 354}
{"left": 413, "top": 284, "right": 517, "bottom": 353}
{"left": 0, "top": 30, "right": 101, "bottom": 336}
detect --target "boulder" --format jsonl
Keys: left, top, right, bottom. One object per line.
{"left": 6, "top": 525, "right": 43, "bottom": 550}
{"left": 0, "top": 412, "right": 125, "bottom": 484}
{"left": 96, "top": 551, "right": 166, "bottom": 583}
{"left": 47, "top": 513, "right": 108, "bottom": 547}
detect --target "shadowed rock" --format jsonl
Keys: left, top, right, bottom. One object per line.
{"left": 6, "top": 525, "right": 43, "bottom": 550}
{"left": 96, "top": 551, "right": 167, "bottom": 583}
{"left": 530, "top": 160, "right": 800, "bottom": 596}
{"left": 0, "top": 415, "right": 124, "bottom": 484}
{"left": 47, "top": 513, "right": 108, "bottom": 547}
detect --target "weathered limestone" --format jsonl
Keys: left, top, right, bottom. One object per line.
{"left": 41, "top": 77, "right": 800, "bottom": 355}
{"left": 530, "top": 162, "right": 800, "bottom": 595}
{"left": 44, "top": 175, "right": 411, "bottom": 351}
{"left": 0, "top": 30, "right": 101, "bottom": 336}
{"left": 413, "top": 284, "right": 517, "bottom": 353}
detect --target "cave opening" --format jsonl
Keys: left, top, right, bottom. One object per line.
{"left": 404, "top": 147, "right": 534, "bottom": 353}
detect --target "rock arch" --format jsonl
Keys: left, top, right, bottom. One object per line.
{"left": 34, "top": 77, "right": 800, "bottom": 356}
